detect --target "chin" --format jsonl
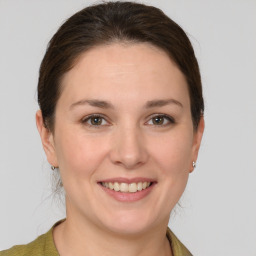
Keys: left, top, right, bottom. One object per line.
{"left": 96, "top": 209, "right": 164, "bottom": 236}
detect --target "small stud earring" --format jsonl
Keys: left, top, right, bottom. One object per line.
{"left": 192, "top": 161, "right": 196, "bottom": 168}
{"left": 51, "top": 166, "right": 56, "bottom": 170}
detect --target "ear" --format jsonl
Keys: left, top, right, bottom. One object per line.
{"left": 190, "top": 116, "right": 205, "bottom": 173}
{"left": 36, "top": 110, "right": 58, "bottom": 167}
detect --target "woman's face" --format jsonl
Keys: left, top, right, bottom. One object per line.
{"left": 37, "top": 43, "right": 204, "bottom": 235}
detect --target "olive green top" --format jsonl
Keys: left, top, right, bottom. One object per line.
{"left": 0, "top": 220, "right": 192, "bottom": 256}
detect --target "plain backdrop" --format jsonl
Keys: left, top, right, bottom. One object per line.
{"left": 0, "top": 0, "right": 256, "bottom": 255}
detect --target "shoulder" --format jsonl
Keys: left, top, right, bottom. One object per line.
{"left": 167, "top": 227, "right": 193, "bottom": 256}
{"left": 0, "top": 233, "right": 46, "bottom": 256}
{"left": 0, "top": 222, "right": 61, "bottom": 256}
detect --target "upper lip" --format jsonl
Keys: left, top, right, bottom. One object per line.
{"left": 98, "top": 177, "right": 156, "bottom": 184}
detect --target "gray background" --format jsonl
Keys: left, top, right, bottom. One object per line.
{"left": 0, "top": 0, "right": 256, "bottom": 255}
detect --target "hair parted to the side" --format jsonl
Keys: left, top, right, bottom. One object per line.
{"left": 37, "top": 1, "right": 204, "bottom": 133}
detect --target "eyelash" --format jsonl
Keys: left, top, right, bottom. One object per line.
{"left": 81, "top": 114, "right": 175, "bottom": 128}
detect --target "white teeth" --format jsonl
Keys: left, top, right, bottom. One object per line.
{"left": 114, "top": 182, "right": 120, "bottom": 191}
{"left": 120, "top": 183, "right": 129, "bottom": 192}
{"left": 137, "top": 182, "right": 143, "bottom": 191}
{"left": 109, "top": 182, "right": 114, "bottom": 190}
{"left": 142, "top": 182, "right": 147, "bottom": 189}
{"left": 101, "top": 181, "right": 152, "bottom": 193}
{"left": 129, "top": 183, "right": 137, "bottom": 193}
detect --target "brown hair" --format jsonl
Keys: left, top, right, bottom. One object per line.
{"left": 38, "top": 1, "right": 204, "bottom": 131}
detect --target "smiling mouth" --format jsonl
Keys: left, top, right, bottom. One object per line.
{"left": 100, "top": 181, "right": 153, "bottom": 193}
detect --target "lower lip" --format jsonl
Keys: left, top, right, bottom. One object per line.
{"left": 99, "top": 183, "right": 155, "bottom": 202}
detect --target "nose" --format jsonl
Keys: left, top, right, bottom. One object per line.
{"left": 109, "top": 125, "right": 149, "bottom": 170}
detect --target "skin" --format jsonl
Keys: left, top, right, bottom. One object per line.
{"left": 36, "top": 43, "right": 204, "bottom": 256}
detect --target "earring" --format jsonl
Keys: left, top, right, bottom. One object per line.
{"left": 192, "top": 161, "right": 196, "bottom": 168}
{"left": 51, "top": 166, "right": 56, "bottom": 170}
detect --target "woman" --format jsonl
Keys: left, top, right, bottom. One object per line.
{"left": 1, "top": 1, "right": 204, "bottom": 255}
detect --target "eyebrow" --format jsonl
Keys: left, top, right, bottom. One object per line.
{"left": 70, "top": 99, "right": 114, "bottom": 110}
{"left": 145, "top": 99, "right": 183, "bottom": 109}
{"left": 69, "top": 98, "right": 183, "bottom": 110}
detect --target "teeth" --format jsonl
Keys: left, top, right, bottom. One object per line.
{"left": 109, "top": 182, "right": 114, "bottom": 190}
{"left": 101, "top": 181, "right": 151, "bottom": 193}
{"left": 129, "top": 183, "right": 137, "bottom": 193}
{"left": 114, "top": 182, "right": 120, "bottom": 191}
{"left": 137, "top": 182, "right": 143, "bottom": 191}
{"left": 120, "top": 183, "right": 129, "bottom": 192}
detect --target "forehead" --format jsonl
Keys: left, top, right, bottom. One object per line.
{"left": 59, "top": 43, "right": 190, "bottom": 109}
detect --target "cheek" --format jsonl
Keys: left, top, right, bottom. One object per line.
{"left": 150, "top": 128, "right": 194, "bottom": 178}
{"left": 145, "top": 129, "right": 194, "bottom": 215}
{"left": 54, "top": 128, "right": 108, "bottom": 179}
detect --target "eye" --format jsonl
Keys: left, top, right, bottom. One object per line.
{"left": 147, "top": 114, "right": 175, "bottom": 126}
{"left": 81, "top": 114, "right": 108, "bottom": 127}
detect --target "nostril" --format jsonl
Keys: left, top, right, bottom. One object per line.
{"left": 108, "top": 133, "right": 148, "bottom": 168}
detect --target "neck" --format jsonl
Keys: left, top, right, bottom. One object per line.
{"left": 53, "top": 214, "right": 172, "bottom": 256}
